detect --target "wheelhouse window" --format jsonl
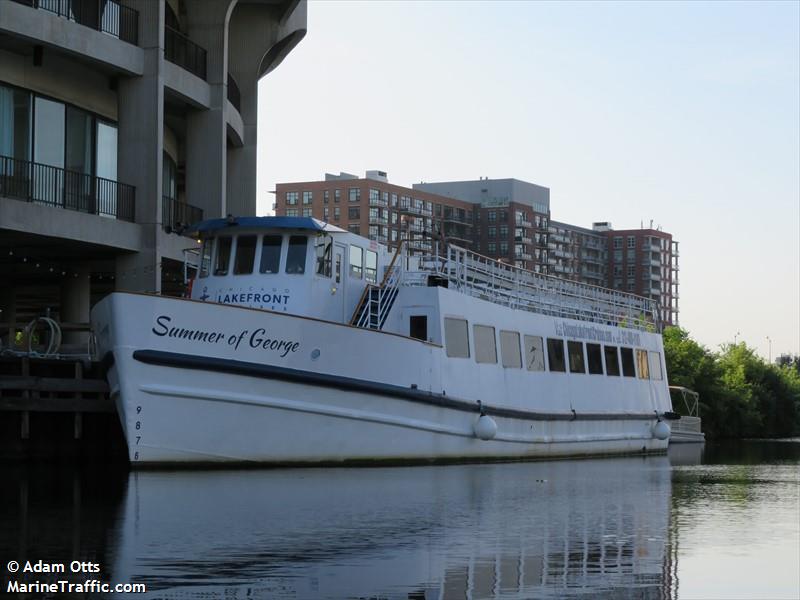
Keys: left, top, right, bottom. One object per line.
{"left": 604, "top": 345, "right": 621, "bottom": 376}
{"left": 547, "top": 338, "right": 566, "bottom": 372}
{"left": 586, "top": 343, "right": 604, "bottom": 374}
{"left": 349, "top": 245, "right": 363, "bottom": 278}
{"left": 315, "top": 236, "right": 332, "bottom": 277}
{"left": 444, "top": 318, "right": 470, "bottom": 358}
{"left": 568, "top": 341, "right": 586, "bottom": 374}
{"left": 620, "top": 347, "right": 636, "bottom": 377}
{"left": 259, "top": 235, "right": 282, "bottom": 274}
{"left": 365, "top": 250, "right": 378, "bottom": 283}
{"left": 636, "top": 349, "right": 650, "bottom": 379}
{"left": 214, "top": 236, "right": 232, "bottom": 275}
{"left": 285, "top": 236, "right": 308, "bottom": 274}
{"left": 199, "top": 237, "right": 213, "bottom": 278}
{"left": 524, "top": 335, "right": 545, "bottom": 371}
{"left": 500, "top": 330, "right": 521, "bottom": 368}
{"left": 473, "top": 325, "right": 497, "bottom": 364}
{"left": 233, "top": 235, "right": 256, "bottom": 275}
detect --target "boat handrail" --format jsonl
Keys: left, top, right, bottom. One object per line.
{"left": 406, "top": 244, "right": 661, "bottom": 333}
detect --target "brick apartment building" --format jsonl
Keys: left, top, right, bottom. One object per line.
{"left": 274, "top": 172, "right": 679, "bottom": 325}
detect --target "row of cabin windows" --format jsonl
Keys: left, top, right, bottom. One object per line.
{"left": 198, "top": 235, "right": 379, "bottom": 284}
{"left": 443, "top": 318, "right": 663, "bottom": 380}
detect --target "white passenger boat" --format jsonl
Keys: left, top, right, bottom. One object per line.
{"left": 91, "top": 216, "right": 678, "bottom": 465}
{"left": 668, "top": 386, "right": 706, "bottom": 443}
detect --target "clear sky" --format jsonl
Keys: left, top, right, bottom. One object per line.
{"left": 257, "top": 0, "right": 800, "bottom": 359}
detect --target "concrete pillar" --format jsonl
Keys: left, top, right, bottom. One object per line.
{"left": 116, "top": 0, "right": 164, "bottom": 293}
{"left": 0, "top": 282, "right": 17, "bottom": 349}
{"left": 60, "top": 264, "right": 91, "bottom": 347}
{"left": 227, "top": 2, "right": 307, "bottom": 216}
{"left": 185, "top": 1, "right": 232, "bottom": 220}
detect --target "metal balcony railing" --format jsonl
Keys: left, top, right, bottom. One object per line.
{"left": 165, "top": 26, "right": 207, "bottom": 80}
{"left": 162, "top": 196, "right": 203, "bottom": 233}
{"left": 13, "top": 0, "right": 139, "bottom": 45}
{"left": 0, "top": 155, "right": 135, "bottom": 221}
{"left": 227, "top": 73, "right": 241, "bottom": 112}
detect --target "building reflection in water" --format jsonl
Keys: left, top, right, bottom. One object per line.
{"left": 1, "top": 454, "right": 693, "bottom": 599}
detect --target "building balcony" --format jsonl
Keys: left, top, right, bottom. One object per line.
{"left": 514, "top": 251, "right": 532, "bottom": 260}
{"left": 162, "top": 196, "right": 203, "bottom": 234}
{"left": 514, "top": 236, "right": 532, "bottom": 244}
{"left": 165, "top": 26, "right": 207, "bottom": 80}
{"left": 12, "top": 0, "right": 139, "bottom": 45}
{"left": 515, "top": 219, "right": 532, "bottom": 228}
{"left": 549, "top": 233, "right": 569, "bottom": 244}
{"left": 227, "top": 73, "right": 241, "bottom": 113}
{"left": 547, "top": 257, "right": 557, "bottom": 265}
{"left": 368, "top": 233, "right": 388, "bottom": 244}
{"left": 0, "top": 155, "right": 135, "bottom": 221}
{"left": 553, "top": 249, "right": 573, "bottom": 259}
{"left": 368, "top": 197, "right": 388, "bottom": 207}
{"left": 368, "top": 216, "right": 388, "bottom": 225}
{"left": 400, "top": 204, "right": 432, "bottom": 217}
{"left": 441, "top": 213, "right": 471, "bottom": 225}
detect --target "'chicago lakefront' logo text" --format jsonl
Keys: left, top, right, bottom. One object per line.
{"left": 151, "top": 315, "right": 300, "bottom": 358}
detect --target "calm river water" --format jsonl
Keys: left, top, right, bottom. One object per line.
{"left": 1, "top": 440, "right": 798, "bottom": 599}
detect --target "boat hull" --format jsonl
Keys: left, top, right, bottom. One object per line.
{"left": 93, "top": 293, "right": 669, "bottom": 465}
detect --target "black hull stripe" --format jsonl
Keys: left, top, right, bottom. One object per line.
{"left": 132, "top": 349, "right": 667, "bottom": 423}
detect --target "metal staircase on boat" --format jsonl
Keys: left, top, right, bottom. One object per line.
{"left": 350, "top": 244, "right": 404, "bottom": 330}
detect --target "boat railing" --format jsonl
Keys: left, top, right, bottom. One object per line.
{"left": 407, "top": 244, "right": 660, "bottom": 332}
{"left": 671, "top": 416, "right": 702, "bottom": 434}
{"left": 669, "top": 386, "right": 700, "bottom": 416}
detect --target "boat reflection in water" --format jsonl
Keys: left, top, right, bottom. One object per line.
{"left": 110, "top": 456, "right": 677, "bottom": 599}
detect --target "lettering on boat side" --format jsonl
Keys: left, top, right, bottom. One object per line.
{"left": 151, "top": 315, "right": 300, "bottom": 358}
{"left": 554, "top": 321, "right": 642, "bottom": 346}
{"left": 215, "top": 291, "right": 290, "bottom": 306}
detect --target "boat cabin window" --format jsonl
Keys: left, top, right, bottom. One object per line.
{"left": 365, "top": 250, "right": 378, "bottom": 283}
{"left": 234, "top": 235, "right": 257, "bottom": 275}
{"left": 409, "top": 315, "right": 427, "bottom": 341}
{"left": 259, "top": 235, "right": 282, "bottom": 274}
{"left": 500, "top": 330, "right": 522, "bottom": 369}
{"left": 473, "top": 325, "right": 497, "bottom": 364}
{"left": 568, "top": 341, "right": 586, "bottom": 374}
{"left": 620, "top": 347, "right": 636, "bottom": 377}
{"left": 315, "top": 237, "right": 332, "bottom": 277}
{"left": 286, "top": 236, "right": 308, "bottom": 274}
{"left": 214, "top": 236, "right": 232, "bottom": 275}
{"left": 349, "top": 245, "right": 363, "bottom": 279}
{"left": 335, "top": 252, "right": 341, "bottom": 283}
{"left": 604, "top": 345, "right": 621, "bottom": 376}
{"left": 524, "top": 335, "right": 545, "bottom": 371}
{"left": 444, "top": 317, "right": 470, "bottom": 358}
{"left": 547, "top": 338, "right": 566, "bottom": 372}
{"left": 199, "top": 237, "right": 213, "bottom": 278}
{"left": 636, "top": 349, "right": 650, "bottom": 379}
{"left": 586, "top": 343, "right": 604, "bottom": 375}
{"left": 649, "top": 351, "right": 663, "bottom": 380}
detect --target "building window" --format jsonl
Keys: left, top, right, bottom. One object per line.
{"left": 627, "top": 266, "right": 635, "bottom": 278}
{"left": 349, "top": 187, "right": 360, "bottom": 202}
{"left": 613, "top": 236, "right": 622, "bottom": 249}
{"left": 348, "top": 224, "right": 360, "bottom": 235}
{"left": 627, "top": 236, "right": 636, "bottom": 249}
{"left": 323, "top": 207, "right": 329, "bottom": 220}
{"left": 286, "top": 191, "right": 298, "bottom": 205}
{"left": 444, "top": 318, "right": 470, "bottom": 359}
{"left": 333, "top": 207, "right": 340, "bottom": 220}
{"left": 500, "top": 225, "right": 508, "bottom": 237}
{"left": 488, "top": 242, "right": 497, "bottom": 254}
{"left": 614, "top": 250, "right": 623, "bottom": 262}
{"left": 302, "top": 191, "right": 313, "bottom": 204}
{"left": 614, "top": 265, "right": 623, "bottom": 277}
{"left": 348, "top": 207, "right": 360, "bottom": 220}
{"left": 369, "top": 188, "right": 379, "bottom": 202}
{"left": 500, "top": 242, "right": 508, "bottom": 255}
{"left": 323, "top": 190, "right": 330, "bottom": 204}
{"left": 488, "top": 226, "right": 496, "bottom": 238}
{"left": 391, "top": 193, "right": 398, "bottom": 206}
{"left": 473, "top": 325, "right": 497, "bottom": 364}
{"left": 302, "top": 208, "right": 312, "bottom": 217}
{"left": 334, "top": 189, "right": 341, "bottom": 203}
{"left": 285, "top": 208, "right": 298, "bottom": 217}
{"left": 487, "top": 210, "right": 497, "bottom": 223}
